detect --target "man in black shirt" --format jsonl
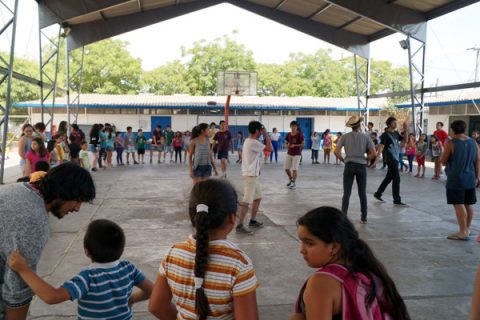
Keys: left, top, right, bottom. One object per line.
{"left": 374, "top": 117, "right": 408, "bottom": 206}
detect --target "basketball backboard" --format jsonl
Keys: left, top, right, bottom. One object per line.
{"left": 217, "top": 71, "right": 257, "bottom": 96}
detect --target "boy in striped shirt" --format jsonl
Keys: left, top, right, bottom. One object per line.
{"left": 8, "top": 219, "right": 153, "bottom": 320}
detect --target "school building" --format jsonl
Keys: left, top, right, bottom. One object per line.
{"left": 396, "top": 88, "right": 480, "bottom": 135}
{"left": 15, "top": 94, "right": 385, "bottom": 148}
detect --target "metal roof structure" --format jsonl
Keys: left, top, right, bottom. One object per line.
{"left": 396, "top": 88, "right": 480, "bottom": 108}
{"left": 37, "top": 0, "right": 479, "bottom": 58}
{"left": 15, "top": 94, "right": 384, "bottom": 111}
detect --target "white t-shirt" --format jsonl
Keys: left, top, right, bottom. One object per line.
{"left": 242, "top": 138, "right": 265, "bottom": 177}
{"left": 270, "top": 133, "right": 281, "bottom": 141}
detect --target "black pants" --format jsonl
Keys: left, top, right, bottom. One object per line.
{"left": 98, "top": 148, "right": 106, "bottom": 168}
{"left": 174, "top": 147, "right": 182, "bottom": 163}
{"left": 342, "top": 162, "right": 368, "bottom": 220}
{"left": 376, "top": 160, "right": 401, "bottom": 203}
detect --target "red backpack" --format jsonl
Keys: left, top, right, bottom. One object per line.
{"left": 295, "top": 264, "right": 392, "bottom": 320}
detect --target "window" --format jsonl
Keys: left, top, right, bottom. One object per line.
{"left": 452, "top": 104, "right": 466, "bottom": 115}
{"left": 87, "top": 108, "right": 104, "bottom": 114}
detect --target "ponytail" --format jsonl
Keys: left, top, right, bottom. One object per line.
{"left": 194, "top": 207, "right": 210, "bottom": 320}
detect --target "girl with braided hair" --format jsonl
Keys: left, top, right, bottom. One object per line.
{"left": 149, "top": 179, "right": 259, "bottom": 320}
{"left": 292, "top": 207, "right": 409, "bottom": 320}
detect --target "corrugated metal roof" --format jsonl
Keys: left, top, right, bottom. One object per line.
{"left": 396, "top": 88, "right": 480, "bottom": 108}
{"left": 14, "top": 94, "right": 386, "bottom": 111}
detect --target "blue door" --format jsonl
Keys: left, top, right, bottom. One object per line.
{"left": 228, "top": 125, "right": 249, "bottom": 148}
{"left": 151, "top": 116, "right": 172, "bottom": 133}
{"left": 296, "top": 118, "right": 313, "bottom": 149}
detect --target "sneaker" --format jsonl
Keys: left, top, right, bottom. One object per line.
{"left": 236, "top": 225, "right": 253, "bottom": 234}
{"left": 91, "top": 168, "right": 97, "bottom": 172}
{"left": 394, "top": 201, "right": 407, "bottom": 206}
{"left": 249, "top": 220, "right": 264, "bottom": 228}
{"left": 287, "top": 180, "right": 293, "bottom": 188}
{"left": 374, "top": 193, "right": 385, "bottom": 202}
{"left": 289, "top": 182, "right": 296, "bottom": 190}
{"left": 134, "top": 161, "right": 139, "bottom": 165}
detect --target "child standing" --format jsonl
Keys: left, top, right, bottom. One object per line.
{"left": 188, "top": 123, "right": 218, "bottom": 184}
{"left": 173, "top": 131, "right": 184, "bottom": 163}
{"left": 8, "top": 219, "right": 153, "bottom": 319}
{"left": 136, "top": 129, "right": 147, "bottom": 164}
{"left": 98, "top": 125, "right": 107, "bottom": 169}
{"left": 292, "top": 207, "right": 409, "bottom": 319}
{"left": 114, "top": 132, "right": 124, "bottom": 165}
{"left": 415, "top": 133, "right": 427, "bottom": 178}
{"left": 311, "top": 132, "right": 319, "bottom": 164}
{"left": 25, "top": 137, "right": 49, "bottom": 176}
{"left": 105, "top": 127, "right": 115, "bottom": 168}
{"left": 79, "top": 142, "right": 91, "bottom": 171}
{"left": 405, "top": 133, "right": 416, "bottom": 173}
{"left": 124, "top": 127, "right": 138, "bottom": 165}
{"left": 149, "top": 179, "right": 259, "bottom": 320}
{"left": 236, "top": 131, "right": 244, "bottom": 164}
{"left": 333, "top": 132, "right": 342, "bottom": 165}
{"left": 430, "top": 135, "right": 443, "bottom": 179}
{"left": 398, "top": 137, "right": 407, "bottom": 172}
{"left": 47, "top": 140, "right": 58, "bottom": 168}
{"left": 322, "top": 129, "right": 332, "bottom": 164}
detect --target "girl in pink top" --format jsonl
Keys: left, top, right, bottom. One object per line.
{"left": 405, "top": 133, "right": 416, "bottom": 174}
{"left": 25, "top": 137, "right": 49, "bottom": 176}
{"left": 292, "top": 207, "right": 409, "bottom": 320}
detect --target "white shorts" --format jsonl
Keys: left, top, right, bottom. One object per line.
{"left": 284, "top": 154, "right": 301, "bottom": 171}
{"left": 242, "top": 176, "right": 262, "bottom": 205}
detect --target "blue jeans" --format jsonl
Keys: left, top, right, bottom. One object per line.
{"left": 398, "top": 153, "right": 407, "bottom": 170}
{"left": 270, "top": 141, "right": 279, "bottom": 162}
{"left": 407, "top": 155, "right": 415, "bottom": 172}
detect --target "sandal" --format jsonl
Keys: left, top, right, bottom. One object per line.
{"left": 447, "top": 234, "right": 470, "bottom": 241}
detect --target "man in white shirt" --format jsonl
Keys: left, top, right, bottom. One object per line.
{"left": 237, "top": 121, "right": 273, "bottom": 234}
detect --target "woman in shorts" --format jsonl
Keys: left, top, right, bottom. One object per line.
{"left": 188, "top": 123, "right": 218, "bottom": 184}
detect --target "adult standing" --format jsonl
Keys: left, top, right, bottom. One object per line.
{"left": 69, "top": 124, "right": 85, "bottom": 149}
{"left": 440, "top": 120, "right": 480, "bottom": 241}
{"left": 208, "top": 122, "right": 218, "bottom": 159}
{"left": 236, "top": 121, "right": 272, "bottom": 234}
{"left": 150, "top": 125, "right": 163, "bottom": 164}
{"left": 374, "top": 117, "right": 407, "bottom": 206}
{"left": 0, "top": 163, "right": 95, "bottom": 320}
{"left": 269, "top": 128, "right": 280, "bottom": 164}
{"left": 213, "top": 120, "right": 234, "bottom": 178}
{"left": 18, "top": 124, "right": 34, "bottom": 175}
{"left": 334, "top": 116, "right": 376, "bottom": 223}
{"left": 284, "top": 121, "right": 304, "bottom": 190}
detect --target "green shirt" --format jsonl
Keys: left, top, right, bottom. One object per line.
{"left": 136, "top": 136, "right": 147, "bottom": 149}
{"left": 165, "top": 131, "right": 174, "bottom": 145}
{"left": 79, "top": 150, "right": 90, "bottom": 169}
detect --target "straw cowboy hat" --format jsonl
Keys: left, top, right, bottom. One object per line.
{"left": 345, "top": 115, "right": 364, "bottom": 128}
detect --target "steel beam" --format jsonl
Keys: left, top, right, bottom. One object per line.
{"left": 0, "top": 0, "right": 19, "bottom": 184}
{"left": 306, "top": 4, "right": 331, "bottom": 20}
{"left": 369, "top": 82, "right": 480, "bottom": 99}
{"left": 38, "top": 24, "right": 62, "bottom": 133}
{"left": 324, "top": 0, "right": 427, "bottom": 42}
{"left": 66, "top": 44, "right": 85, "bottom": 129}
{"left": 354, "top": 54, "right": 370, "bottom": 125}
{"left": 0, "top": 66, "right": 66, "bottom": 94}
{"left": 406, "top": 36, "right": 426, "bottom": 136}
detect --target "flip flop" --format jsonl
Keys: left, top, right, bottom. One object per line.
{"left": 447, "top": 234, "right": 470, "bottom": 241}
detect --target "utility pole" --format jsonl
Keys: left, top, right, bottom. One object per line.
{"left": 468, "top": 46, "right": 480, "bottom": 82}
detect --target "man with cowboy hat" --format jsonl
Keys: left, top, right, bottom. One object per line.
{"left": 335, "top": 115, "right": 376, "bottom": 223}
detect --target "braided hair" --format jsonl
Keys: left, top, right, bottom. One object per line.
{"left": 297, "top": 207, "right": 410, "bottom": 320}
{"left": 188, "top": 179, "right": 238, "bottom": 320}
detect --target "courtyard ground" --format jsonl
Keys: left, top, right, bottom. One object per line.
{"left": 3, "top": 152, "right": 480, "bottom": 319}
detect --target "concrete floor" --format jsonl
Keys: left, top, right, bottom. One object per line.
{"left": 7, "top": 152, "right": 479, "bottom": 319}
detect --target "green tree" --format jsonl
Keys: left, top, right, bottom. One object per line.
{"left": 181, "top": 34, "right": 256, "bottom": 95}
{"left": 141, "top": 60, "right": 189, "bottom": 95}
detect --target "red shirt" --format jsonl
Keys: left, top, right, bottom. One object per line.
{"left": 286, "top": 132, "right": 304, "bottom": 156}
{"left": 434, "top": 129, "right": 449, "bottom": 145}
{"left": 214, "top": 130, "right": 232, "bottom": 152}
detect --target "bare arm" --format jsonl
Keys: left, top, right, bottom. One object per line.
{"left": 148, "top": 275, "right": 177, "bottom": 320}
{"left": 304, "top": 274, "right": 341, "bottom": 320}
{"left": 188, "top": 140, "right": 195, "bottom": 177}
{"left": 233, "top": 291, "right": 259, "bottom": 320}
{"left": 440, "top": 141, "right": 453, "bottom": 166}
{"left": 129, "top": 278, "right": 154, "bottom": 306}
{"left": 262, "top": 129, "right": 273, "bottom": 152}
{"left": 8, "top": 252, "right": 71, "bottom": 305}
{"left": 366, "top": 147, "right": 377, "bottom": 161}
{"left": 469, "top": 266, "right": 480, "bottom": 320}
{"left": 18, "top": 138, "right": 26, "bottom": 159}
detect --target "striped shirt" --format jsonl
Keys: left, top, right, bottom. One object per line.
{"left": 159, "top": 235, "right": 259, "bottom": 320}
{"left": 62, "top": 260, "right": 146, "bottom": 320}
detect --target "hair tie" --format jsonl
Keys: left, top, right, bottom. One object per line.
{"left": 196, "top": 204, "right": 208, "bottom": 213}
{"left": 194, "top": 277, "right": 204, "bottom": 289}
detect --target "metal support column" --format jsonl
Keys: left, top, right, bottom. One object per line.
{"left": 354, "top": 54, "right": 371, "bottom": 126}
{"left": 39, "top": 24, "right": 62, "bottom": 133}
{"left": 0, "top": 0, "right": 19, "bottom": 184}
{"left": 66, "top": 45, "right": 85, "bottom": 130}
{"left": 406, "top": 36, "right": 426, "bottom": 136}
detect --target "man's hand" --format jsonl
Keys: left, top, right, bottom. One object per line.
{"left": 8, "top": 251, "right": 30, "bottom": 273}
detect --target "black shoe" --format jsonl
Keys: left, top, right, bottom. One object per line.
{"left": 374, "top": 193, "right": 385, "bottom": 202}
{"left": 91, "top": 168, "right": 97, "bottom": 172}
{"left": 249, "top": 220, "right": 264, "bottom": 228}
{"left": 394, "top": 201, "right": 407, "bottom": 206}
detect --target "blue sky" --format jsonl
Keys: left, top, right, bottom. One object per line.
{"left": 6, "top": 1, "right": 480, "bottom": 90}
